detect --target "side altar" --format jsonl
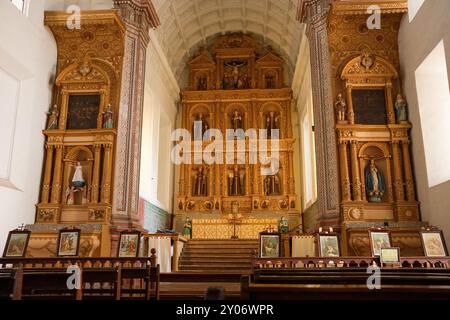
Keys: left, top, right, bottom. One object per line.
{"left": 174, "top": 34, "right": 300, "bottom": 237}
{"left": 26, "top": 11, "right": 125, "bottom": 257}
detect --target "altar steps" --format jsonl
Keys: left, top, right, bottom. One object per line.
{"left": 178, "top": 239, "right": 258, "bottom": 273}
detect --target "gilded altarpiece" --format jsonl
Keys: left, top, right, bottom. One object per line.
{"left": 28, "top": 11, "right": 125, "bottom": 257}
{"left": 328, "top": 3, "right": 425, "bottom": 255}
{"left": 175, "top": 34, "right": 299, "bottom": 238}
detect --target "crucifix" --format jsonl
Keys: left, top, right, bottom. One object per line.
{"left": 18, "top": 223, "right": 26, "bottom": 231}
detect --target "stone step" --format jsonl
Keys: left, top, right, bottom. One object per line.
{"left": 180, "top": 261, "right": 252, "bottom": 267}
{"left": 180, "top": 258, "right": 252, "bottom": 264}
{"left": 182, "top": 248, "right": 257, "bottom": 253}
{"left": 179, "top": 266, "right": 250, "bottom": 272}
{"left": 185, "top": 244, "right": 258, "bottom": 249}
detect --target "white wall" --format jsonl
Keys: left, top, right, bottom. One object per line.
{"left": 139, "top": 30, "right": 179, "bottom": 214}
{"left": 399, "top": 0, "right": 450, "bottom": 246}
{"left": 0, "top": 0, "right": 57, "bottom": 253}
{"left": 291, "top": 25, "right": 317, "bottom": 213}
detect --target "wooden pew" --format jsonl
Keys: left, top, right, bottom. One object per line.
{"left": 81, "top": 267, "right": 121, "bottom": 300}
{"left": 241, "top": 268, "right": 450, "bottom": 300}
{"left": 0, "top": 269, "right": 16, "bottom": 300}
{"left": 13, "top": 268, "right": 82, "bottom": 300}
{"left": 120, "top": 264, "right": 160, "bottom": 300}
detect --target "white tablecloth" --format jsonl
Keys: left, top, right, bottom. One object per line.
{"left": 292, "top": 235, "right": 316, "bottom": 257}
{"left": 148, "top": 237, "right": 172, "bottom": 272}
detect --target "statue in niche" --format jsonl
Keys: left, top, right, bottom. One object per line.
{"left": 264, "top": 174, "right": 281, "bottom": 196}
{"left": 197, "top": 76, "right": 207, "bottom": 90}
{"left": 365, "top": 159, "right": 386, "bottom": 203}
{"left": 237, "top": 74, "right": 250, "bottom": 89}
{"left": 395, "top": 94, "right": 408, "bottom": 123}
{"left": 231, "top": 109, "right": 243, "bottom": 131}
{"left": 102, "top": 104, "right": 114, "bottom": 129}
{"left": 192, "top": 113, "right": 209, "bottom": 137}
{"left": 193, "top": 167, "right": 208, "bottom": 196}
{"left": 228, "top": 166, "right": 245, "bottom": 196}
{"left": 65, "top": 186, "right": 76, "bottom": 205}
{"left": 223, "top": 74, "right": 231, "bottom": 90}
{"left": 335, "top": 93, "right": 347, "bottom": 123}
{"left": 71, "top": 162, "right": 86, "bottom": 188}
{"left": 225, "top": 60, "right": 247, "bottom": 89}
{"left": 47, "top": 104, "right": 59, "bottom": 130}
{"left": 265, "top": 74, "right": 275, "bottom": 89}
{"left": 265, "top": 112, "right": 280, "bottom": 138}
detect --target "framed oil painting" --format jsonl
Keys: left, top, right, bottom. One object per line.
{"left": 118, "top": 231, "right": 141, "bottom": 258}
{"left": 259, "top": 233, "right": 281, "bottom": 258}
{"left": 66, "top": 94, "right": 101, "bottom": 130}
{"left": 2, "top": 230, "right": 31, "bottom": 258}
{"left": 369, "top": 230, "right": 392, "bottom": 256}
{"left": 420, "top": 230, "right": 448, "bottom": 257}
{"left": 380, "top": 247, "right": 401, "bottom": 264}
{"left": 57, "top": 229, "right": 81, "bottom": 257}
{"left": 317, "top": 234, "right": 341, "bottom": 257}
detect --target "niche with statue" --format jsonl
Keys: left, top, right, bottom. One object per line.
{"left": 63, "top": 147, "right": 94, "bottom": 206}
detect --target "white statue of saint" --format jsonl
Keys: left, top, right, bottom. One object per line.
{"left": 72, "top": 162, "right": 86, "bottom": 188}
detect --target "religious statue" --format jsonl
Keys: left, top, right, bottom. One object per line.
{"left": 193, "top": 167, "right": 208, "bottom": 196}
{"left": 197, "top": 76, "right": 207, "bottom": 90}
{"left": 278, "top": 217, "right": 289, "bottom": 233}
{"left": 47, "top": 104, "right": 59, "bottom": 130}
{"left": 265, "top": 74, "right": 275, "bottom": 89}
{"left": 183, "top": 218, "right": 192, "bottom": 239}
{"left": 225, "top": 60, "right": 247, "bottom": 89}
{"left": 228, "top": 166, "right": 244, "bottom": 196}
{"left": 335, "top": 93, "right": 347, "bottom": 123}
{"left": 395, "top": 94, "right": 408, "bottom": 123}
{"left": 192, "top": 113, "right": 209, "bottom": 137}
{"left": 265, "top": 112, "right": 280, "bottom": 138}
{"left": 231, "top": 109, "right": 243, "bottom": 131}
{"left": 102, "top": 104, "right": 114, "bottom": 129}
{"left": 223, "top": 74, "right": 230, "bottom": 90}
{"left": 365, "top": 159, "right": 386, "bottom": 203}
{"left": 264, "top": 174, "right": 281, "bottom": 196}
{"left": 71, "top": 162, "right": 86, "bottom": 188}
{"left": 65, "top": 186, "right": 76, "bottom": 205}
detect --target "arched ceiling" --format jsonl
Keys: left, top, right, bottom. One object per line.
{"left": 151, "top": 0, "right": 304, "bottom": 88}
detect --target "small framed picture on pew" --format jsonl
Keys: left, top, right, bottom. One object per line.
{"left": 420, "top": 230, "right": 448, "bottom": 257}
{"left": 369, "top": 230, "right": 392, "bottom": 257}
{"left": 317, "top": 234, "right": 341, "bottom": 257}
{"left": 2, "top": 229, "right": 31, "bottom": 258}
{"left": 57, "top": 228, "right": 81, "bottom": 257}
{"left": 259, "top": 233, "right": 281, "bottom": 258}
{"left": 118, "top": 231, "right": 141, "bottom": 258}
{"left": 380, "top": 247, "right": 401, "bottom": 267}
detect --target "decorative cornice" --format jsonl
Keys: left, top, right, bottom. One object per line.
{"left": 113, "top": 0, "right": 161, "bottom": 28}
{"left": 330, "top": 0, "right": 408, "bottom": 15}
{"left": 44, "top": 10, "right": 125, "bottom": 32}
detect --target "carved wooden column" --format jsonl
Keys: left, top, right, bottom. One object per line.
{"left": 102, "top": 144, "right": 113, "bottom": 204}
{"left": 91, "top": 144, "right": 102, "bottom": 203}
{"left": 350, "top": 141, "right": 362, "bottom": 201}
{"left": 298, "top": 0, "right": 340, "bottom": 226}
{"left": 51, "top": 145, "right": 64, "bottom": 204}
{"left": 41, "top": 144, "right": 54, "bottom": 204}
{"left": 391, "top": 141, "right": 405, "bottom": 202}
{"left": 112, "top": 1, "right": 160, "bottom": 234}
{"left": 402, "top": 141, "right": 415, "bottom": 201}
{"left": 386, "top": 82, "right": 396, "bottom": 124}
{"left": 339, "top": 141, "right": 351, "bottom": 202}
{"left": 345, "top": 84, "right": 355, "bottom": 124}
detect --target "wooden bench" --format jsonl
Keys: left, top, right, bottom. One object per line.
{"left": 0, "top": 269, "right": 16, "bottom": 300}
{"left": 120, "top": 264, "right": 160, "bottom": 300}
{"left": 241, "top": 268, "right": 450, "bottom": 300}
{"left": 13, "top": 268, "right": 82, "bottom": 300}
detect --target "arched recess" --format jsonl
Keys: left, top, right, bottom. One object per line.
{"left": 341, "top": 53, "right": 400, "bottom": 125}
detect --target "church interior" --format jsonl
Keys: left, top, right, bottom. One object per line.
{"left": 0, "top": 0, "right": 450, "bottom": 301}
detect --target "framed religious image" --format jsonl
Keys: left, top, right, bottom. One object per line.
{"left": 380, "top": 247, "right": 401, "bottom": 265}
{"left": 57, "top": 229, "right": 81, "bottom": 257}
{"left": 2, "top": 229, "right": 31, "bottom": 258}
{"left": 317, "top": 234, "right": 341, "bottom": 257}
{"left": 66, "top": 94, "right": 101, "bottom": 130}
{"left": 259, "top": 233, "right": 281, "bottom": 258}
{"left": 118, "top": 231, "right": 141, "bottom": 258}
{"left": 369, "top": 230, "right": 392, "bottom": 257}
{"left": 420, "top": 230, "right": 448, "bottom": 257}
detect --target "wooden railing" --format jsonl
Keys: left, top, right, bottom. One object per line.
{"left": 0, "top": 249, "right": 157, "bottom": 269}
{"left": 252, "top": 256, "right": 450, "bottom": 271}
